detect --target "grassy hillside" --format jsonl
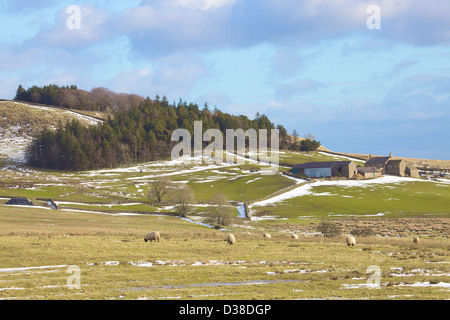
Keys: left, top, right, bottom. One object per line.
{"left": 278, "top": 150, "right": 365, "bottom": 167}
{"left": 0, "top": 101, "right": 102, "bottom": 163}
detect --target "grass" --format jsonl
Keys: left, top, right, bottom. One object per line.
{"left": 1, "top": 151, "right": 449, "bottom": 300}
{"left": 250, "top": 179, "right": 450, "bottom": 219}
{"left": 278, "top": 150, "right": 364, "bottom": 166}
{"left": 0, "top": 161, "right": 297, "bottom": 207}
{"left": 0, "top": 206, "right": 449, "bottom": 300}
{"left": 187, "top": 173, "right": 295, "bottom": 202}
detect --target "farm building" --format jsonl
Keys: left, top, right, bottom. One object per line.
{"left": 406, "top": 166, "right": 419, "bottom": 178}
{"left": 364, "top": 154, "right": 418, "bottom": 177}
{"left": 292, "top": 161, "right": 357, "bottom": 178}
{"left": 357, "top": 167, "right": 382, "bottom": 178}
{"left": 364, "top": 155, "right": 391, "bottom": 174}
{"left": 386, "top": 159, "right": 406, "bottom": 177}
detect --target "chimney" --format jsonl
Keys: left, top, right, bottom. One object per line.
{"left": 369, "top": 154, "right": 372, "bottom": 159}
{"left": 390, "top": 153, "right": 393, "bottom": 157}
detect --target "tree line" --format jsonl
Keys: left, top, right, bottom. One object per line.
{"left": 25, "top": 95, "right": 285, "bottom": 171}
{"left": 14, "top": 84, "right": 145, "bottom": 112}
{"left": 18, "top": 85, "right": 321, "bottom": 171}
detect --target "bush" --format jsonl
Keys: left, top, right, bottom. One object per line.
{"left": 316, "top": 221, "right": 342, "bottom": 238}
{"left": 300, "top": 138, "right": 321, "bottom": 152}
{"left": 350, "top": 227, "right": 375, "bottom": 237}
{"left": 203, "top": 194, "right": 235, "bottom": 228}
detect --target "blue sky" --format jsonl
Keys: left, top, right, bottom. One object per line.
{"left": 1, "top": 0, "right": 449, "bottom": 159}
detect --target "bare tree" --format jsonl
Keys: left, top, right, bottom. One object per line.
{"left": 91, "top": 87, "right": 114, "bottom": 112}
{"left": 204, "top": 193, "right": 235, "bottom": 228}
{"left": 172, "top": 185, "right": 195, "bottom": 217}
{"left": 147, "top": 177, "right": 172, "bottom": 204}
{"left": 304, "top": 133, "right": 316, "bottom": 141}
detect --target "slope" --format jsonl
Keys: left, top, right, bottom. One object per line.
{"left": 0, "top": 100, "right": 103, "bottom": 163}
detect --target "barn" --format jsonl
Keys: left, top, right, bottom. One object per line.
{"left": 292, "top": 161, "right": 357, "bottom": 178}
{"left": 357, "top": 167, "right": 382, "bottom": 178}
{"left": 405, "top": 165, "right": 419, "bottom": 178}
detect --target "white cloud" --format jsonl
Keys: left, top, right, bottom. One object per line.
{"left": 23, "top": 5, "right": 109, "bottom": 50}
{"left": 108, "top": 53, "right": 208, "bottom": 99}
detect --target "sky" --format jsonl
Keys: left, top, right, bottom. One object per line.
{"left": 0, "top": 0, "right": 449, "bottom": 160}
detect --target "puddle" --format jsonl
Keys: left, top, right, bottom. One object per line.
{"left": 394, "top": 282, "right": 450, "bottom": 288}
{"left": 340, "top": 283, "right": 381, "bottom": 289}
{"left": 0, "top": 265, "right": 68, "bottom": 273}
{"left": 124, "top": 279, "right": 307, "bottom": 291}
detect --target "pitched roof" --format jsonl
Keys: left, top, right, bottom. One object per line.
{"left": 365, "top": 156, "right": 391, "bottom": 165}
{"left": 387, "top": 159, "right": 404, "bottom": 165}
{"left": 293, "top": 161, "right": 352, "bottom": 169}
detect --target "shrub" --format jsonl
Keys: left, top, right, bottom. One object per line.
{"left": 350, "top": 227, "right": 376, "bottom": 237}
{"left": 203, "top": 194, "right": 235, "bottom": 228}
{"left": 316, "top": 221, "right": 342, "bottom": 238}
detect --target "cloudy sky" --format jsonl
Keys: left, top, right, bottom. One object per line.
{"left": 1, "top": 0, "right": 449, "bottom": 159}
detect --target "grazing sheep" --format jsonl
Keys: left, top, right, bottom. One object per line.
{"left": 144, "top": 231, "right": 160, "bottom": 243}
{"left": 263, "top": 233, "right": 271, "bottom": 239}
{"left": 346, "top": 235, "right": 356, "bottom": 247}
{"left": 291, "top": 234, "right": 299, "bottom": 239}
{"left": 226, "top": 233, "right": 236, "bottom": 245}
{"left": 413, "top": 237, "right": 419, "bottom": 244}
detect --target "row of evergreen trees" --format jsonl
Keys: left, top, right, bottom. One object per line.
{"left": 26, "top": 96, "right": 284, "bottom": 171}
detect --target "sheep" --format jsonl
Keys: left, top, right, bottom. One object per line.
{"left": 413, "top": 237, "right": 419, "bottom": 244}
{"left": 144, "top": 231, "right": 160, "bottom": 243}
{"left": 346, "top": 235, "right": 356, "bottom": 247}
{"left": 226, "top": 233, "right": 236, "bottom": 245}
{"left": 291, "top": 234, "right": 299, "bottom": 239}
{"left": 263, "top": 233, "right": 271, "bottom": 239}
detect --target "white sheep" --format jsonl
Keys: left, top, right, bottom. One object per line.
{"left": 263, "top": 233, "right": 271, "bottom": 239}
{"left": 346, "top": 235, "right": 356, "bottom": 247}
{"left": 291, "top": 234, "right": 299, "bottom": 239}
{"left": 144, "top": 231, "right": 160, "bottom": 243}
{"left": 226, "top": 233, "right": 236, "bottom": 245}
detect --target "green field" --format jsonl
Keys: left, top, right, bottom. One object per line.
{"left": 250, "top": 178, "right": 450, "bottom": 219}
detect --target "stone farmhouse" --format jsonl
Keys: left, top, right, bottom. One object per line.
{"left": 364, "top": 153, "right": 419, "bottom": 178}
{"left": 357, "top": 166, "right": 382, "bottom": 178}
